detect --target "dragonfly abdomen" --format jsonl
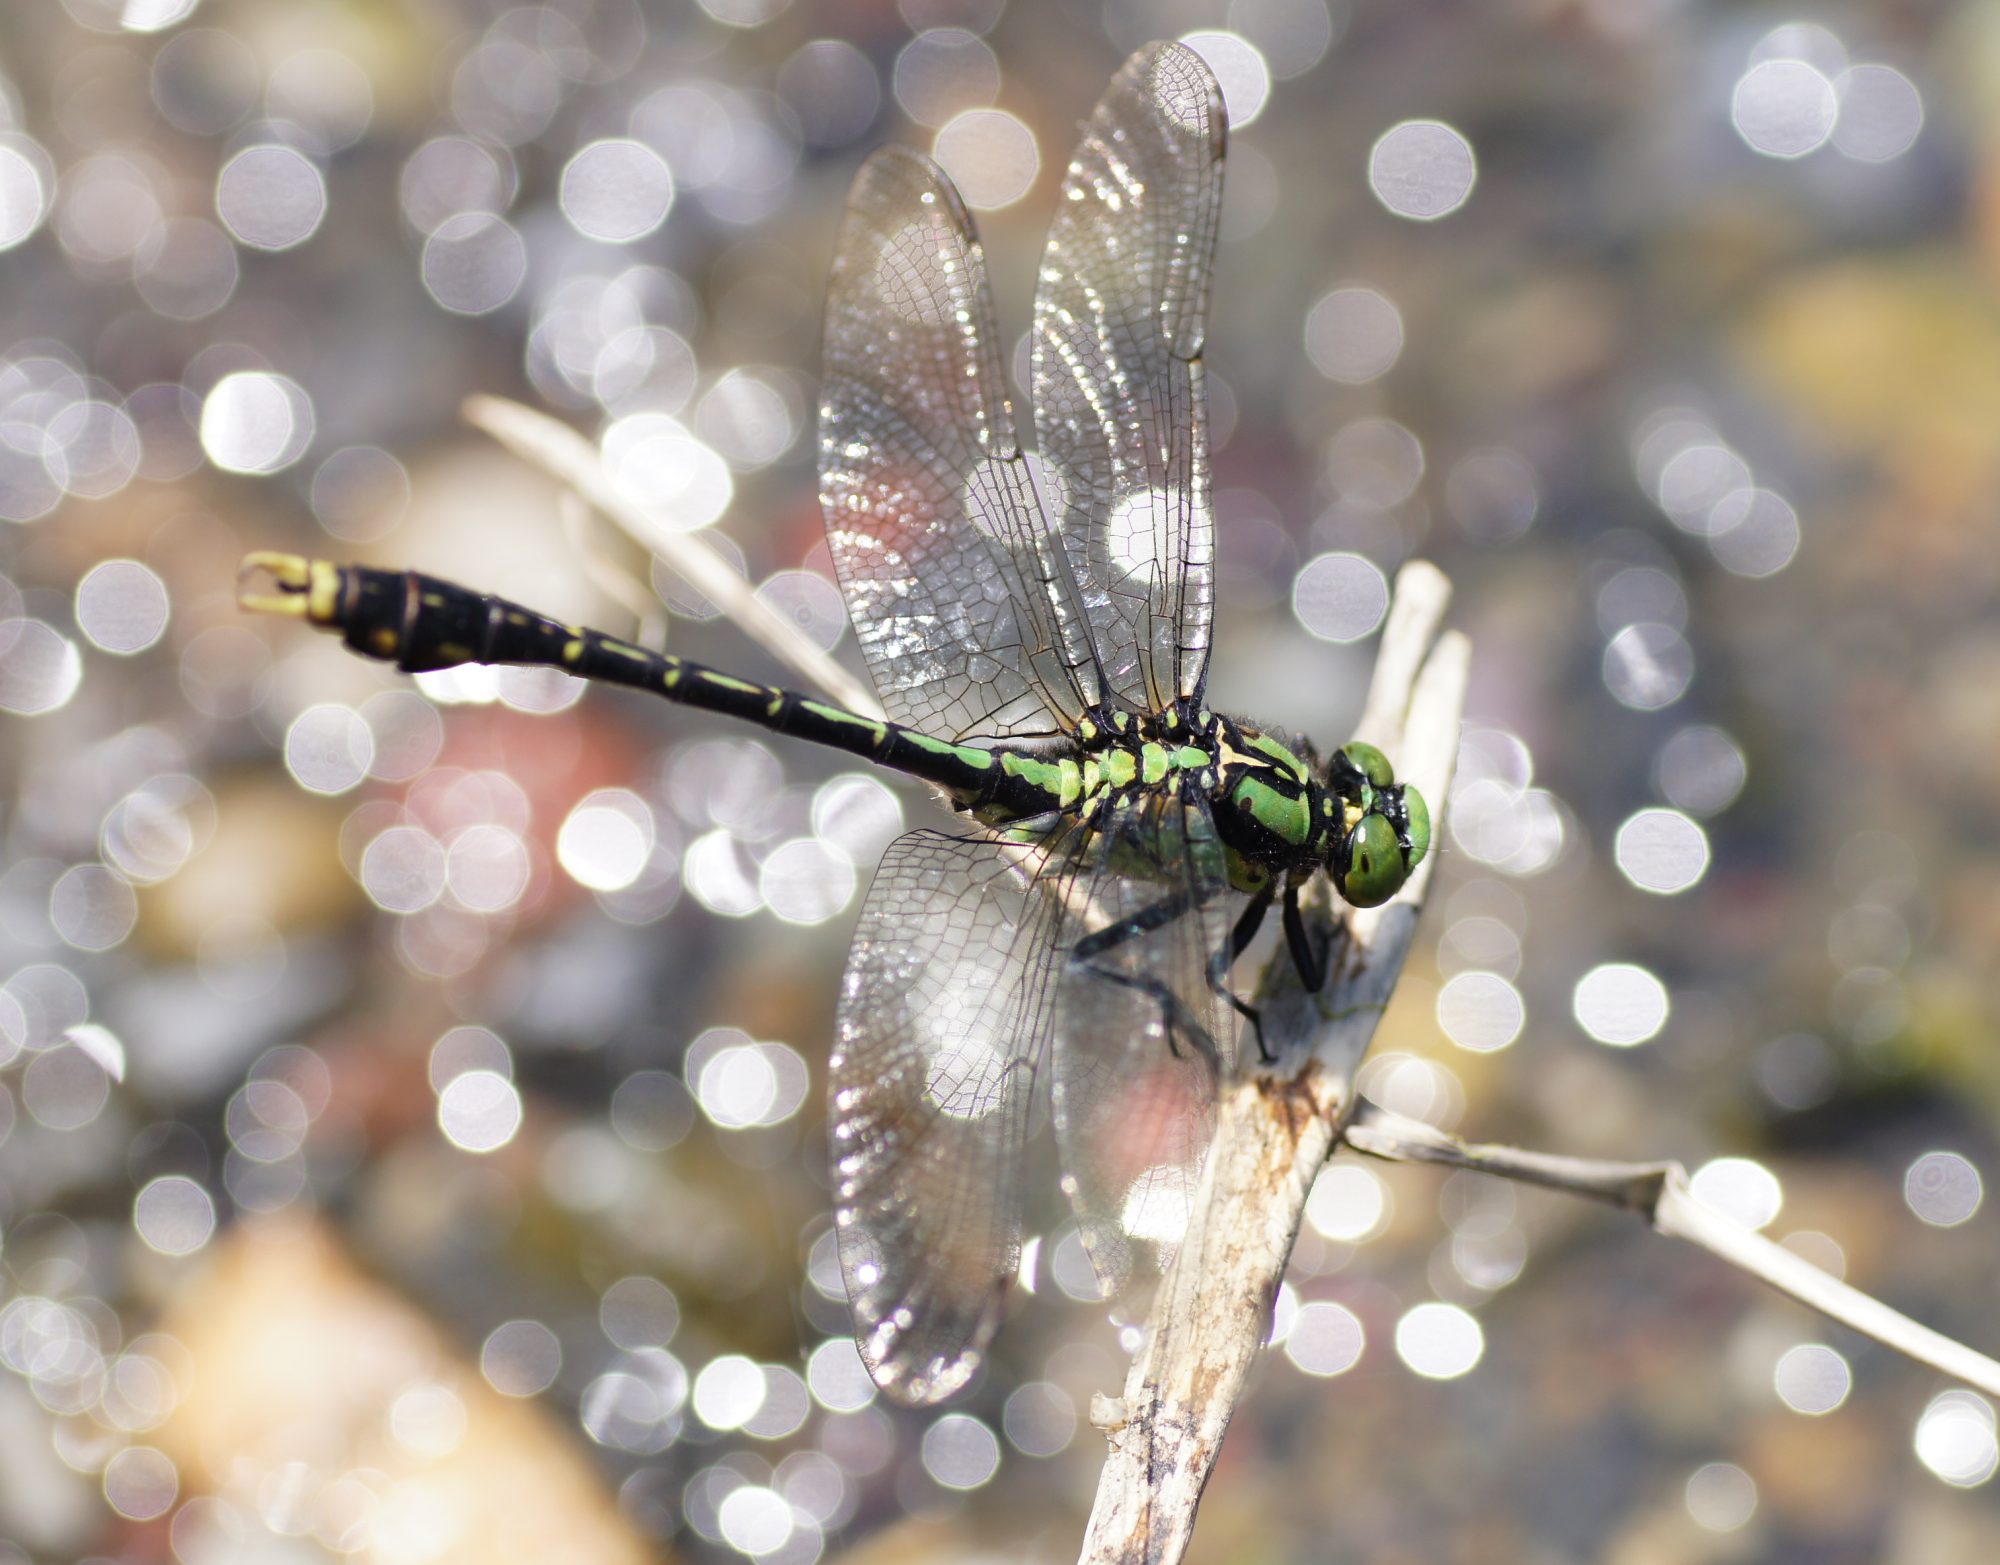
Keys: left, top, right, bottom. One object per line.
{"left": 239, "top": 554, "right": 1079, "bottom": 816}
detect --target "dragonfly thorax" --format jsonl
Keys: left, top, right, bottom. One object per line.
{"left": 1173, "top": 712, "right": 1430, "bottom": 908}
{"left": 988, "top": 704, "right": 1343, "bottom": 882}
{"left": 1198, "top": 712, "right": 1336, "bottom": 879}
{"left": 1044, "top": 705, "right": 1425, "bottom": 908}
{"left": 1074, "top": 706, "right": 1219, "bottom": 802}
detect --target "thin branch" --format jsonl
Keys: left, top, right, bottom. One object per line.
{"left": 460, "top": 394, "right": 882, "bottom": 717}
{"left": 1079, "top": 563, "right": 1469, "bottom": 1565}
{"left": 1345, "top": 1101, "right": 2000, "bottom": 1400}
{"left": 559, "top": 487, "right": 667, "bottom": 650}
{"left": 1343, "top": 1103, "right": 1677, "bottom": 1211}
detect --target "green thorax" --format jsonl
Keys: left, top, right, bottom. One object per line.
{"left": 963, "top": 707, "right": 1341, "bottom": 881}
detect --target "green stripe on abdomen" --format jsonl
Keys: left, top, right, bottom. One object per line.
{"left": 320, "top": 564, "right": 1056, "bottom": 809}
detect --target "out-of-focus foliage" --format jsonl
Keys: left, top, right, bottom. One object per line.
{"left": 0, "top": 2, "right": 1997, "bottom": 1562}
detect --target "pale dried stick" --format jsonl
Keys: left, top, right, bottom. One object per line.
{"left": 460, "top": 394, "right": 881, "bottom": 716}
{"left": 1343, "top": 1103, "right": 2000, "bottom": 1400}
{"left": 1079, "top": 562, "right": 1469, "bottom": 1565}
{"left": 557, "top": 487, "right": 666, "bottom": 649}
{"left": 463, "top": 395, "right": 1155, "bottom": 934}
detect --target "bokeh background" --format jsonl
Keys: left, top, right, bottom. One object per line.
{"left": 2, "top": 1, "right": 1998, "bottom": 1561}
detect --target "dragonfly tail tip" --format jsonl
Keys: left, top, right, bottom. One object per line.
{"left": 237, "top": 552, "right": 322, "bottom": 619}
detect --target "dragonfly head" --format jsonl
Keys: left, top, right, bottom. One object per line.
{"left": 1325, "top": 742, "right": 1431, "bottom": 908}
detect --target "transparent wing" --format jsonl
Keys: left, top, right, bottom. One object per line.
{"left": 831, "top": 822, "right": 1088, "bottom": 1403}
{"left": 819, "top": 145, "right": 1103, "bottom": 742}
{"left": 1032, "top": 41, "right": 1226, "bottom": 717}
{"left": 1050, "top": 788, "right": 1245, "bottom": 1299}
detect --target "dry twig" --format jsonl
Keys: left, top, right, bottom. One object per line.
{"left": 460, "top": 394, "right": 880, "bottom": 716}
{"left": 1344, "top": 1103, "right": 2000, "bottom": 1400}
{"left": 1078, "top": 562, "right": 1467, "bottom": 1565}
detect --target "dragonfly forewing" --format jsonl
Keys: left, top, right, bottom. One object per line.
{"left": 819, "top": 145, "right": 1103, "bottom": 743}
{"left": 1033, "top": 41, "right": 1226, "bottom": 717}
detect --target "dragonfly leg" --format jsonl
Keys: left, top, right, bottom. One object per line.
{"left": 1069, "top": 890, "right": 1194, "bottom": 961}
{"left": 1206, "top": 884, "right": 1275, "bottom": 1063}
{"left": 1070, "top": 892, "right": 1222, "bottom": 1072}
{"left": 1283, "top": 885, "right": 1330, "bottom": 992}
{"left": 1072, "top": 881, "right": 1282, "bottom": 1068}
{"left": 1082, "top": 966, "right": 1223, "bottom": 1075}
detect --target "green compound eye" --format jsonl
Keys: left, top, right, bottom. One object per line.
{"left": 1340, "top": 740, "right": 1395, "bottom": 791}
{"left": 1401, "top": 783, "right": 1431, "bottom": 870}
{"left": 1337, "top": 812, "right": 1405, "bottom": 908}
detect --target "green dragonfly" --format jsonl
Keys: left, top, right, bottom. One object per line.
{"left": 239, "top": 42, "right": 1428, "bottom": 1405}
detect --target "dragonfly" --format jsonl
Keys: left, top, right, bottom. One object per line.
{"left": 238, "top": 41, "right": 1429, "bottom": 1405}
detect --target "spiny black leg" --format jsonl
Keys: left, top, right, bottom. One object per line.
{"left": 1071, "top": 881, "right": 1281, "bottom": 1069}
{"left": 1071, "top": 889, "right": 1193, "bottom": 962}
{"left": 1083, "top": 965, "right": 1222, "bottom": 1077}
{"left": 1070, "top": 889, "right": 1214, "bottom": 1065}
{"left": 1207, "top": 883, "right": 1275, "bottom": 1062}
{"left": 1284, "top": 886, "right": 1330, "bottom": 992}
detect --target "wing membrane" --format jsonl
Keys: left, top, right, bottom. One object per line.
{"left": 835, "top": 799, "right": 1245, "bottom": 1398}
{"left": 1032, "top": 41, "right": 1225, "bottom": 715}
{"left": 819, "top": 146, "right": 1102, "bottom": 741}
{"left": 831, "top": 824, "right": 1087, "bottom": 1402}
{"left": 824, "top": 43, "right": 1245, "bottom": 1401}
{"left": 1050, "top": 789, "right": 1244, "bottom": 1297}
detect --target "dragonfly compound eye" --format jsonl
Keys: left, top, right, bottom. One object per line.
{"left": 1400, "top": 783, "right": 1432, "bottom": 870}
{"left": 1339, "top": 740, "right": 1396, "bottom": 792}
{"left": 1336, "top": 812, "right": 1405, "bottom": 907}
